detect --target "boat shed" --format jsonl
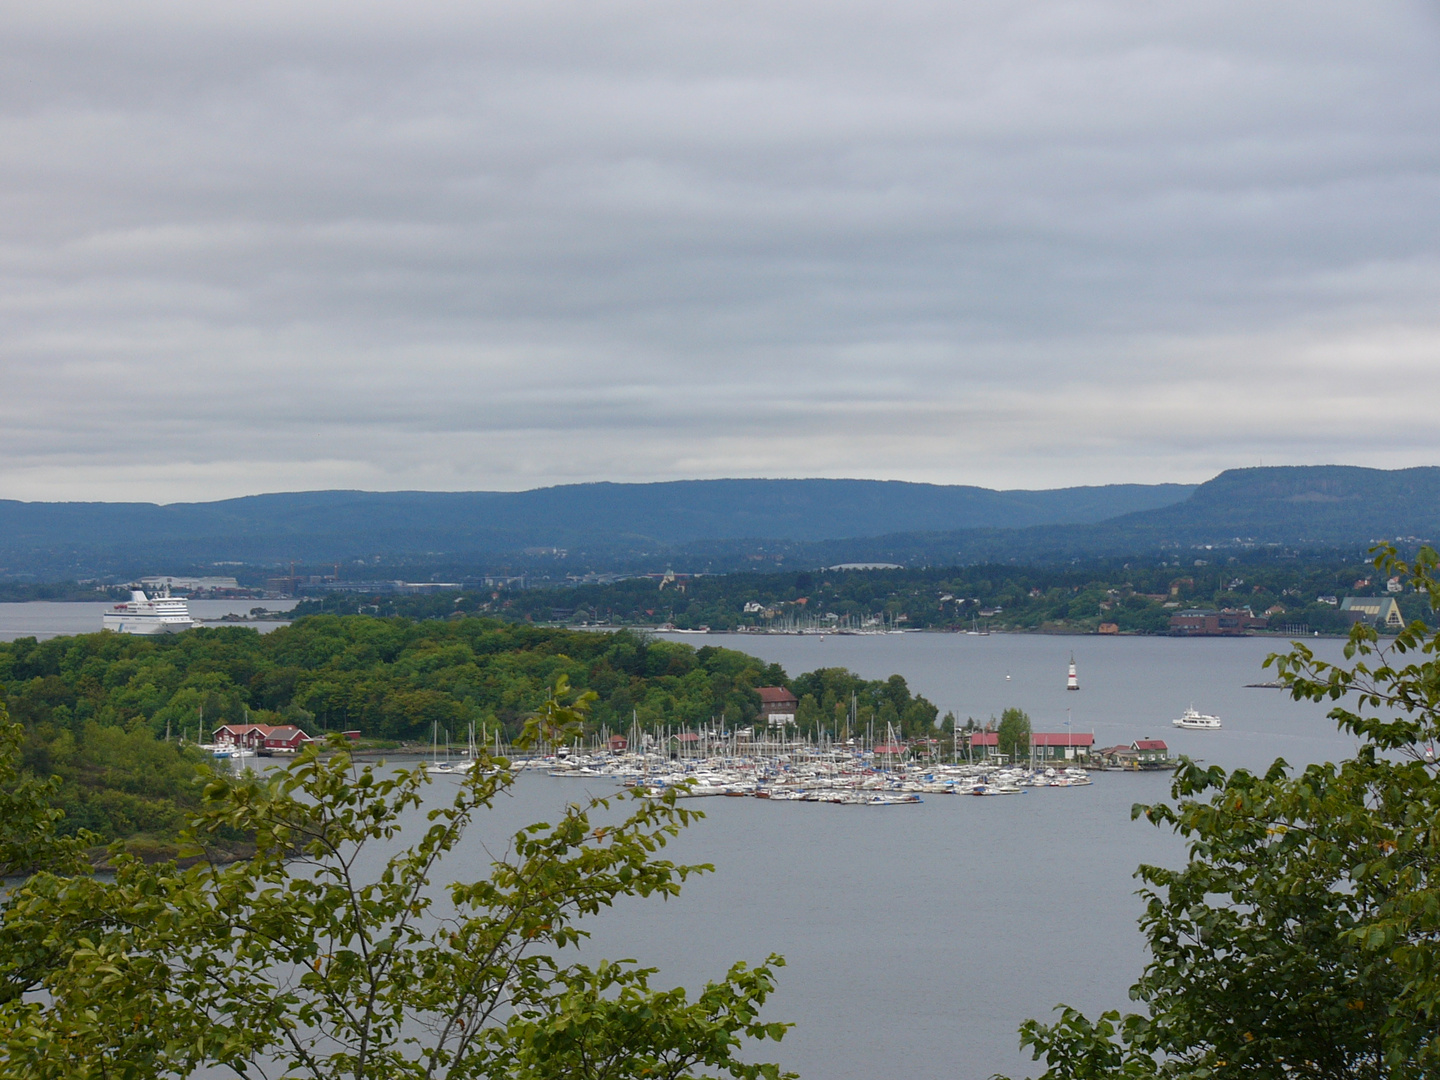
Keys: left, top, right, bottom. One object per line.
{"left": 1131, "top": 739, "right": 1172, "bottom": 767}
{"left": 262, "top": 726, "right": 312, "bottom": 752}
{"left": 1099, "top": 744, "right": 1141, "bottom": 769}
{"left": 213, "top": 723, "right": 312, "bottom": 751}
{"left": 961, "top": 730, "right": 999, "bottom": 760}
{"left": 213, "top": 723, "right": 273, "bottom": 749}
{"left": 1030, "top": 732, "right": 1094, "bottom": 761}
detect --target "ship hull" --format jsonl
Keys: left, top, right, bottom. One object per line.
{"left": 102, "top": 614, "right": 194, "bottom": 635}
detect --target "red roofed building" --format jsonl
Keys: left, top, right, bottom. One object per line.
{"left": 262, "top": 725, "right": 312, "bottom": 753}
{"left": 756, "top": 686, "right": 798, "bottom": 728}
{"left": 1030, "top": 731, "right": 1095, "bottom": 761}
{"left": 213, "top": 723, "right": 312, "bottom": 752}
{"left": 1132, "top": 739, "right": 1171, "bottom": 767}
{"left": 960, "top": 730, "right": 999, "bottom": 761}
{"left": 213, "top": 723, "right": 272, "bottom": 750}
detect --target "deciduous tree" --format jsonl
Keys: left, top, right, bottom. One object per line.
{"left": 1010, "top": 546, "right": 1440, "bottom": 1078}
{"left": 997, "top": 707, "right": 1031, "bottom": 762}
{"left": 0, "top": 688, "right": 792, "bottom": 1080}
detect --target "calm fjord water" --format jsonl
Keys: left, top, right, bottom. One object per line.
{"left": 468, "top": 632, "right": 1356, "bottom": 1080}
{"left": 0, "top": 600, "right": 296, "bottom": 641}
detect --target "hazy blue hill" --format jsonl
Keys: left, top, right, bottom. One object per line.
{"left": 1118, "top": 465, "right": 1440, "bottom": 542}
{"left": 0, "top": 479, "right": 1194, "bottom": 577}
{"left": 1055, "top": 465, "right": 1440, "bottom": 555}
{"left": 694, "top": 466, "right": 1440, "bottom": 568}
{"left": 5, "top": 467, "right": 1436, "bottom": 580}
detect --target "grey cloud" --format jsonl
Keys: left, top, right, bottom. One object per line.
{"left": 2, "top": 1, "right": 1440, "bottom": 501}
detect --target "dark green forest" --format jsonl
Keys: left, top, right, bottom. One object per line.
{"left": 0, "top": 617, "right": 939, "bottom": 849}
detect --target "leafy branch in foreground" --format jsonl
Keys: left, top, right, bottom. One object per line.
{"left": 0, "top": 686, "right": 791, "bottom": 1080}
{"left": 1007, "top": 544, "right": 1440, "bottom": 1079}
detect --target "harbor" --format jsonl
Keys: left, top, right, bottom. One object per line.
{"left": 542, "top": 748, "right": 1096, "bottom": 804}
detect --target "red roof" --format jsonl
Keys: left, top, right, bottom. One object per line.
{"left": 757, "top": 686, "right": 797, "bottom": 704}
{"left": 873, "top": 743, "right": 906, "bottom": 754}
{"left": 1133, "top": 739, "right": 1169, "bottom": 751}
{"left": 965, "top": 731, "right": 999, "bottom": 746}
{"left": 674, "top": 733, "right": 700, "bottom": 742}
{"left": 1031, "top": 732, "right": 1095, "bottom": 747}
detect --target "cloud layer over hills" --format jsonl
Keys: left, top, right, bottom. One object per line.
{"left": 3, "top": 2, "right": 1440, "bottom": 501}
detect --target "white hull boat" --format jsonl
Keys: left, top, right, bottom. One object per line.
{"left": 102, "top": 590, "right": 194, "bottom": 635}
{"left": 1173, "top": 706, "right": 1222, "bottom": 730}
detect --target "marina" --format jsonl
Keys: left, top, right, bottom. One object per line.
{"left": 540, "top": 747, "right": 1095, "bottom": 803}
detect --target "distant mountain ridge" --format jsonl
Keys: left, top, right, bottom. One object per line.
{"left": 0, "top": 478, "right": 1193, "bottom": 579}
{"left": 1, "top": 466, "right": 1436, "bottom": 581}
{"left": 682, "top": 465, "right": 1440, "bottom": 568}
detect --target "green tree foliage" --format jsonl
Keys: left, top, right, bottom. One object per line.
{"left": 0, "top": 621, "right": 806, "bottom": 845}
{"left": 996, "top": 707, "right": 1031, "bottom": 761}
{"left": 0, "top": 621, "right": 736, "bottom": 747}
{"left": 0, "top": 619, "right": 940, "bottom": 852}
{"left": 1010, "top": 546, "right": 1440, "bottom": 1078}
{"left": 786, "top": 667, "right": 939, "bottom": 740}
{"left": 0, "top": 689, "right": 793, "bottom": 1080}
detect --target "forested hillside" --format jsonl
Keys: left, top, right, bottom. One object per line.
{"left": 0, "top": 618, "right": 939, "bottom": 849}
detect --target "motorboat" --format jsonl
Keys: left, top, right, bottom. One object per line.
{"left": 1173, "top": 706, "right": 1222, "bottom": 730}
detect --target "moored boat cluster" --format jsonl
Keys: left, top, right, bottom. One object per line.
{"left": 531, "top": 750, "right": 1092, "bottom": 805}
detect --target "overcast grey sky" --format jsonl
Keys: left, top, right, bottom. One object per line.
{"left": 3, "top": 0, "right": 1439, "bottom": 502}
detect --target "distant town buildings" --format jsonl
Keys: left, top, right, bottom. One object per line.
{"left": 1168, "top": 608, "right": 1268, "bottom": 636}
{"left": 138, "top": 575, "right": 243, "bottom": 594}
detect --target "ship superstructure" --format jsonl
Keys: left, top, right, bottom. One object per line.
{"left": 102, "top": 589, "right": 195, "bottom": 635}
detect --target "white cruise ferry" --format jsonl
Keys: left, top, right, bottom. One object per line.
{"left": 102, "top": 590, "right": 195, "bottom": 635}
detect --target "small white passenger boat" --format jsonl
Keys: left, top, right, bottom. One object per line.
{"left": 1173, "top": 706, "right": 1222, "bottom": 730}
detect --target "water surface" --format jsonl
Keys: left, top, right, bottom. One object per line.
{"left": 0, "top": 599, "right": 298, "bottom": 642}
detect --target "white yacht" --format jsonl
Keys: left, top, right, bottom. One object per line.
{"left": 1173, "top": 706, "right": 1222, "bottom": 730}
{"left": 102, "top": 590, "right": 195, "bottom": 635}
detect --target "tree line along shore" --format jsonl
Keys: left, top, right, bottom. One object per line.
{"left": 0, "top": 617, "right": 950, "bottom": 857}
